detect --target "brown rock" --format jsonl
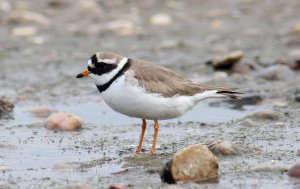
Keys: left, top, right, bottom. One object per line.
{"left": 0, "top": 97, "right": 14, "bottom": 119}
{"left": 27, "top": 106, "right": 53, "bottom": 118}
{"left": 108, "top": 185, "right": 125, "bottom": 189}
{"left": 247, "top": 110, "right": 279, "bottom": 120}
{"left": 207, "top": 50, "right": 244, "bottom": 69}
{"left": 4, "top": 10, "right": 50, "bottom": 25}
{"left": 48, "top": 0, "right": 70, "bottom": 7}
{"left": 288, "top": 164, "right": 300, "bottom": 177}
{"left": 206, "top": 140, "right": 236, "bottom": 155}
{"left": 45, "top": 112, "right": 82, "bottom": 131}
{"left": 160, "top": 144, "right": 218, "bottom": 184}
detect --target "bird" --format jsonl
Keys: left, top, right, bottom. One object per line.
{"left": 76, "top": 52, "right": 241, "bottom": 154}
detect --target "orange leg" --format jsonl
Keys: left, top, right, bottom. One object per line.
{"left": 136, "top": 119, "right": 146, "bottom": 154}
{"left": 151, "top": 120, "right": 160, "bottom": 154}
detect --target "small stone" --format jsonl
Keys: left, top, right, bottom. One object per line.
{"left": 0, "top": 165, "right": 6, "bottom": 171}
{"left": 48, "top": 0, "right": 70, "bottom": 7}
{"left": 108, "top": 185, "right": 125, "bottom": 189}
{"left": 247, "top": 110, "right": 279, "bottom": 120}
{"left": 0, "top": 144, "right": 17, "bottom": 149}
{"left": 158, "top": 39, "right": 185, "bottom": 49}
{"left": 251, "top": 165, "right": 287, "bottom": 172}
{"left": 210, "top": 20, "right": 223, "bottom": 30}
{"left": 71, "top": 0, "right": 102, "bottom": 17}
{"left": 275, "top": 122, "right": 285, "bottom": 127}
{"left": 238, "top": 119, "right": 256, "bottom": 127}
{"left": 150, "top": 13, "right": 173, "bottom": 26}
{"left": 213, "top": 71, "right": 228, "bottom": 79}
{"left": 27, "top": 107, "right": 53, "bottom": 118}
{"left": 207, "top": 50, "right": 244, "bottom": 69}
{"left": 232, "top": 60, "right": 257, "bottom": 74}
{"left": 0, "top": 0, "right": 11, "bottom": 13}
{"left": 295, "top": 89, "right": 300, "bottom": 102}
{"left": 288, "top": 164, "right": 300, "bottom": 177}
{"left": 204, "top": 9, "right": 226, "bottom": 18}
{"left": 256, "top": 65, "right": 296, "bottom": 81}
{"left": 206, "top": 140, "right": 236, "bottom": 155}
{"left": 52, "top": 162, "right": 80, "bottom": 170}
{"left": 11, "top": 27, "right": 37, "bottom": 37}
{"left": 29, "top": 36, "right": 46, "bottom": 45}
{"left": 0, "top": 97, "right": 14, "bottom": 119}
{"left": 4, "top": 10, "right": 50, "bottom": 25}
{"left": 160, "top": 144, "right": 218, "bottom": 184}
{"left": 45, "top": 112, "right": 82, "bottom": 131}
{"left": 291, "top": 23, "right": 300, "bottom": 34}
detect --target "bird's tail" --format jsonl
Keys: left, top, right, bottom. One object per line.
{"left": 194, "top": 86, "right": 242, "bottom": 102}
{"left": 215, "top": 89, "right": 242, "bottom": 99}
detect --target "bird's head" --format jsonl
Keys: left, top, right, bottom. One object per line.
{"left": 76, "top": 52, "right": 128, "bottom": 86}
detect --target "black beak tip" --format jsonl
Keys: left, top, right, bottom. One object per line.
{"left": 76, "top": 73, "right": 83, "bottom": 78}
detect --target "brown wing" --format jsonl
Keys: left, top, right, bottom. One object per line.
{"left": 129, "top": 59, "right": 238, "bottom": 98}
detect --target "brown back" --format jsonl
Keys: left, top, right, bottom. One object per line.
{"left": 129, "top": 59, "right": 233, "bottom": 97}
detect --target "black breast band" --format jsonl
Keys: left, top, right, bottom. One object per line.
{"left": 96, "top": 59, "right": 131, "bottom": 93}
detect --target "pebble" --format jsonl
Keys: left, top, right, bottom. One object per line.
{"left": 0, "top": 144, "right": 17, "bottom": 149}
{"left": 295, "top": 89, "right": 300, "bottom": 102}
{"left": 47, "top": 0, "right": 70, "bottom": 7}
{"left": 213, "top": 71, "right": 228, "bottom": 79}
{"left": 0, "top": 165, "right": 7, "bottom": 171}
{"left": 97, "top": 20, "right": 144, "bottom": 36}
{"left": 232, "top": 60, "right": 257, "bottom": 74}
{"left": 4, "top": 10, "right": 50, "bottom": 25}
{"left": 158, "top": 39, "right": 185, "bottom": 49}
{"left": 71, "top": 0, "right": 102, "bottom": 17}
{"left": 207, "top": 50, "right": 244, "bottom": 69}
{"left": 11, "top": 26, "right": 37, "bottom": 37}
{"left": 52, "top": 162, "right": 80, "bottom": 170}
{"left": 0, "top": 0, "right": 11, "bottom": 13}
{"left": 150, "top": 13, "right": 173, "bottom": 26}
{"left": 251, "top": 165, "right": 287, "bottom": 172}
{"left": 288, "top": 164, "right": 300, "bottom": 177}
{"left": 0, "top": 97, "right": 14, "bottom": 119}
{"left": 206, "top": 140, "right": 236, "bottom": 155}
{"left": 27, "top": 106, "right": 53, "bottom": 118}
{"left": 45, "top": 112, "right": 82, "bottom": 131}
{"left": 256, "top": 65, "right": 296, "bottom": 81}
{"left": 238, "top": 119, "right": 256, "bottom": 127}
{"left": 247, "top": 110, "right": 279, "bottom": 120}
{"left": 160, "top": 144, "right": 218, "bottom": 184}
{"left": 210, "top": 20, "right": 223, "bottom": 30}
{"left": 291, "top": 23, "right": 300, "bottom": 34}
{"left": 275, "top": 122, "right": 285, "bottom": 127}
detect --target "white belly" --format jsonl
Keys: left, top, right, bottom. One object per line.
{"left": 100, "top": 75, "right": 197, "bottom": 120}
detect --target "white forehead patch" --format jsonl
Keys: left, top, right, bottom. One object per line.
{"left": 98, "top": 58, "right": 116, "bottom": 64}
{"left": 88, "top": 59, "right": 95, "bottom": 68}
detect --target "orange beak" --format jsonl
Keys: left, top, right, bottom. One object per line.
{"left": 76, "top": 69, "right": 91, "bottom": 78}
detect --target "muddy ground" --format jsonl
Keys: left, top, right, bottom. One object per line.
{"left": 1, "top": 0, "right": 300, "bottom": 188}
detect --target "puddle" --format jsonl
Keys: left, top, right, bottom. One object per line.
{"left": 5, "top": 99, "right": 258, "bottom": 127}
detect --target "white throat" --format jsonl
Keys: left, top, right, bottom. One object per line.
{"left": 89, "top": 57, "right": 128, "bottom": 86}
